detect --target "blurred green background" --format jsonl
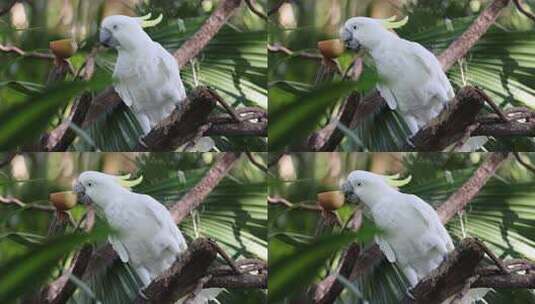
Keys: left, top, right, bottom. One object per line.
{"left": 268, "top": 0, "right": 535, "bottom": 151}
{"left": 0, "top": 152, "right": 267, "bottom": 303}
{"left": 0, "top": 0, "right": 267, "bottom": 151}
{"left": 269, "top": 152, "right": 535, "bottom": 303}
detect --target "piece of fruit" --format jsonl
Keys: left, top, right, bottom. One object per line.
{"left": 49, "top": 191, "right": 78, "bottom": 210}
{"left": 317, "top": 191, "right": 345, "bottom": 210}
{"left": 317, "top": 39, "right": 345, "bottom": 59}
{"left": 49, "top": 39, "right": 78, "bottom": 59}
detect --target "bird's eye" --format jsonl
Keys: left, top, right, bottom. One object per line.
{"left": 88, "top": 182, "right": 93, "bottom": 187}
{"left": 357, "top": 182, "right": 362, "bottom": 187}
{"left": 113, "top": 24, "right": 118, "bottom": 30}
{"left": 353, "top": 25, "right": 358, "bottom": 30}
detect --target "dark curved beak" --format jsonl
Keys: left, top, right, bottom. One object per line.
{"left": 341, "top": 28, "right": 361, "bottom": 52}
{"left": 73, "top": 181, "right": 91, "bottom": 205}
{"left": 99, "top": 28, "right": 117, "bottom": 48}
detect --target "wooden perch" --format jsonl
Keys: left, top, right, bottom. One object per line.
{"left": 402, "top": 238, "right": 535, "bottom": 303}
{"left": 134, "top": 87, "right": 217, "bottom": 151}
{"left": 401, "top": 238, "right": 485, "bottom": 304}
{"left": 410, "top": 86, "right": 485, "bottom": 151}
{"left": 133, "top": 238, "right": 267, "bottom": 304}
{"left": 133, "top": 239, "right": 217, "bottom": 304}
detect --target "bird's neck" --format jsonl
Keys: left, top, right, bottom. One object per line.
{"left": 365, "top": 30, "right": 398, "bottom": 60}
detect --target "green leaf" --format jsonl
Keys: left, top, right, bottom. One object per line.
{"left": 269, "top": 75, "right": 377, "bottom": 151}
{"left": 0, "top": 73, "right": 110, "bottom": 150}
{"left": 0, "top": 226, "right": 108, "bottom": 303}
{"left": 268, "top": 228, "right": 376, "bottom": 303}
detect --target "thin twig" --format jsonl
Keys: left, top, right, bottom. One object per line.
{"left": 207, "top": 239, "right": 241, "bottom": 274}
{"left": 513, "top": 0, "right": 535, "bottom": 22}
{"left": 245, "top": 152, "right": 268, "bottom": 173}
{"left": 0, "top": 43, "right": 55, "bottom": 60}
{"left": 0, "top": 195, "right": 56, "bottom": 212}
{"left": 474, "top": 238, "right": 509, "bottom": 274}
{"left": 268, "top": 43, "right": 323, "bottom": 60}
{"left": 267, "top": 196, "right": 322, "bottom": 211}
{"left": 245, "top": 0, "right": 268, "bottom": 20}
{"left": 513, "top": 152, "right": 535, "bottom": 174}
{"left": 477, "top": 88, "right": 509, "bottom": 122}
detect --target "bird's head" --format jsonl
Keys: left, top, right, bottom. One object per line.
{"left": 99, "top": 14, "right": 162, "bottom": 50}
{"left": 74, "top": 171, "right": 124, "bottom": 208}
{"left": 341, "top": 170, "right": 392, "bottom": 207}
{"left": 340, "top": 16, "right": 408, "bottom": 52}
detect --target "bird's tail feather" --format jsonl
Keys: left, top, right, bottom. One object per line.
{"left": 175, "top": 288, "right": 223, "bottom": 304}
{"left": 455, "top": 136, "right": 488, "bottom": 152}
{"left": 442, "top": 288, "right": 490, "bottom": 304}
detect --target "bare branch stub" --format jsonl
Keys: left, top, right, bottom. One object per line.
{"left": 410, "top": 86, "right": 485, "bottom": 151}
{"left": 401, "top": 238, "right": 485, "bottom": 304}
{"left": 135, "top": 87, "right": 217, "bottom": 151}
{"left": 133, "top": 239, "right": 218, "bottom": 304}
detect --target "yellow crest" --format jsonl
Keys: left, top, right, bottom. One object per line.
{"left": 138, "top": 13, "right": 163, "bottom": 28}
{"left": 381, "top": 15, "right": 409, "bottom": 29}
{"left": 116, "top": 174, "right": 144, "bottom": 189}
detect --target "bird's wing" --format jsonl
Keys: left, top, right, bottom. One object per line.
{"left": 138, "top": 194, "right": 188, "bottom": 253}
{"left": 375, "top": 235, "right": 396, "bottom": 263}
{"left": 405, "top": 194, "right": 454, "bottom": 251}
{"left": 406, "top": 41, "right": 454, "bottom": 101}
{"left": 154, "top": 43, "right": 187, "bottom": 101}
{"left": 376, "top": 83, "right": 398, "bottom": 110}
{"left": 109, "top": 236, "right": 129, "bottom": 263}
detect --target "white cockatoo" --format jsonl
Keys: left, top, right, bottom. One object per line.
{"left": 100, "top": 14, "right": 186, "bottom": 135}
{"left": 74, "top": 171, "right": 220, "bottom": 303}
{"left": 340, "top": 17, "right": 487, "bottom": 151}
{"left": 341, "top": 170, "right": 487, "bottom": 303}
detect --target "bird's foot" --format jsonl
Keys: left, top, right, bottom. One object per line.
{"left": 137, "top": 135, "right": 149, "bottom": 148}
{"left": 137, "top": 288, "right": 149, "bottom": 300}
{"left": 405, "top": 288, "right": 416, "bottom": 300}
{"left": 405, "top": 137, "right": 416, "bottom": 149}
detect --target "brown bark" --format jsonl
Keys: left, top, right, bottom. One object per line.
{"left": 438, "top": 0, "right": 511, "bottom": 71}
{"left": 170, "top": 152, "right": 241, "bottom": 223}
{"left": 410, "top": 87, "right": 485, "bottom": 151}
{"left": 400, "top": 239, "right": 485, "bottom": 304}
{"left": 174, "top": 0, "right": 243, "bottom": 68}
{"left": 134, "top": 88, "right": 217, "bottom": 151}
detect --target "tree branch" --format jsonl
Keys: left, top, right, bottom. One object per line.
{"left": 170, "top": 152, "right": 241, "bottom": 223}
{"left": 268, "top": 43, "right": 323, "bottom": 61}
{"left": 245, "top": 0, "right": 267, "bottom": 20}
{"left": 132, "top": 238, "right": 267, "bottom": 304}
{"left": 0, "top": 43, "right": 55, "bottom": 60}
{"left": 174, "top": 0, "right": 243, "bottom": 68}
{"left": 400, "top": 238, "right": 485, "bottom": 304}
{"left": 409, "top": 86, "right": 485, "bottom": 151}
{"left": 134, "top": 87, "right": 217, "bottom": 151}
{"left": 438, "top": 0, "right": 511, "bottom": 70}
{"left": 314, "top": 152, "right": 509, "bottom": 304}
